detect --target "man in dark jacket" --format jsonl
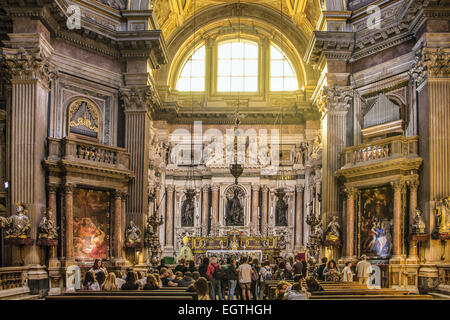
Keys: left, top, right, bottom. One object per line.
{"left": 317, "top": 257, "right": 328, "bottom": 281}
{"left": 292, "top": 255, "right": 303, "bottom": 276}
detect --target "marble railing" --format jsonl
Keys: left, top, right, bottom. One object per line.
{"left": 342, "top": 135, "right": 419, "bottom": 167}
{"left": 47, "top": 137, "right": 130, "bottom": 171}
{"left": 0, "top": 267, "right": 27, "bottom": 291}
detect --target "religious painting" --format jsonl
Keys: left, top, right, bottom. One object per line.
{"left": 68, "top": 100, "right": 100, "bottom": 139}
{"left": 275, "top": 189, "right": 288, "bottom": 227}
{"left": 225, "top": 185, "right": 246, "bottom": 226}
{"left": 359, "top": 187, "right": 393, "bottom": 259}
{"left": 73, "top": 188, "right": 110, "bottom": 260}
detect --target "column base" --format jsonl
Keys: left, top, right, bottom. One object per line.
{"left": 27, "top": 264, "right": 49, "bottom": 296}
{"left": 112, "top": 258, "right": 126, "bottom": 267}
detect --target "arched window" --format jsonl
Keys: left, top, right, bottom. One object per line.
{"left": 217, "top": 40, "right": 258, "bottom": 92}
{"left": 176, "top": 45, "right": 205, "bottom": 92}
{"left": 270, "top": 45, "right": 298, "bottom": 91}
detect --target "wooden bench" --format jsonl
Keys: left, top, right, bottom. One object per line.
{"left": 309, "top": 294, "right": 433, "bottom": 300}
{"left": 46, "top": 295, "right": 193, "bottom": 300}
{"left": 312, "top": 289, "right": 411, "bottom": 296}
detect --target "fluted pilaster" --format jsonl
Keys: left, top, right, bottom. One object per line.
{"left": 251, "top": 184, "right": 260, "bottom": 235}
{"left": 345, "top": 187, "right": 357, "bottom": 259}
{"left": 165, "top": 185, "right": 174, "bottom": 247}
{"left": 261, "top": 185, "right": 269, "bottom": 236}
{"left": 210, "top": 184, "right": 219, "bottom": 236}
{"left": 295, "top": 185, "right": 304, "bottom": 249}
{"left": 202, "top": 184, "right": 210, "bottom": 236}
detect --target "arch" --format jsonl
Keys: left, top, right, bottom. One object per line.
{"left": 157, "top": 3, "right": 316, "bottom": 90}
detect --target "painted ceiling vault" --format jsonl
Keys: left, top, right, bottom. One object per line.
{"left": 153, "top": 0, "right": 321, "bottom": 41}
{"left": 93, "top": 0, "right": 322, "bottom": 42}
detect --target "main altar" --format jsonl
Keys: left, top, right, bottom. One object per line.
{"left": 187, "top": 229, "right": 283, "bottom": 264}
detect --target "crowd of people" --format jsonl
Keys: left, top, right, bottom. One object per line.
{"left": 80, "top": 254, "right": 374, "bottom": 300}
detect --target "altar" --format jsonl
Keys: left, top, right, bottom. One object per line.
{"left": 188, "top": 229, "right": 283, "bottom": 264}
{"left": 205, "top": 250, "right": 262, "bottom": 261}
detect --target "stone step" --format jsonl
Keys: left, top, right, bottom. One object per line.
{"left": 429, "top": 292, "right": 450, "bottom": 300}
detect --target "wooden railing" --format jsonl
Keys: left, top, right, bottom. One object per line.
{"left": 0, "top": 267, "right": 27, "bottom": 291}
{"left": 342, "top": 135, "right": 419, "bottom": 167}
{"left": 47, "top": 137, "right": 130, "bottom": 171}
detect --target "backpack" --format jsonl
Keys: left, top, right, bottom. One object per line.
{"left": 251, "top": 266, "right": 259, "bottom": 281}
{"left": 263, "top": 267, "right": 273, "bottom": 280}
{"left": 212, "top": 264, "right": 223, "bottom": 281}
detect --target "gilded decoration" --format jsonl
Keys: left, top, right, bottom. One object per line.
{"left": 68, "top": 100, "right": 100, "bottom": 138}
{"left": 432, "top": 196, "right": 450, "bottom": 240}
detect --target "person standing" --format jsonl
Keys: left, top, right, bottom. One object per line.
{"left": 342, "top": 262, "right": 354, "bottom": 282}
{"left": 356, "top": 255, "right": 371, "bottom": 285}
{"left": 292, "top": 255, "right": 303, "bottom": 277}
{"left": 317, "top": 257, "right": 328, "bottom": 281}
{"left": 199, "top": 257, "right": 209, "bottom": 278}
{"left": 250, "top": 258, "right": 261, "bottom": 300}
{"left": 224, "top": 258, "right": 238, "bottom": 300}
{"left": 206, "top": 256, "right": 223, "bottom": 300}
{"left": 238, "top": 256, "right": 253, "bottom": 300}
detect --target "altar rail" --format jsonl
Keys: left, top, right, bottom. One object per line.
{"left": 47, "top": 137, "right": 130, "bottom": 170}
{"left": 0, "top": 267, "right": 28, "bottom": 291}
{"left": 342, "top": 135, "right": 419, "bottom": 167}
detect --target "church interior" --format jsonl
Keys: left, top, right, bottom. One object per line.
{"left": 0, "top": 0, "right": 449, "bottom": 301}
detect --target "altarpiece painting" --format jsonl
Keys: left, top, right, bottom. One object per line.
{"left": 73, "top": 188, "right": 110, "bottom": 259}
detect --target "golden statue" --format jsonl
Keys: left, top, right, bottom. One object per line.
{"left": 434, "top": 197, "right": 450, "bottom": 234}
{"left": 177, "top": 236, "right": 193, "bottom": 263}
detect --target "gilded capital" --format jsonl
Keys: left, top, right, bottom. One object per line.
{"left": 47, "top": 184, "right": 59, "bottom": 194}
{"left": 408, "top": 179, "right": 420, "bottom": 191}
{"left": 166, "top": 184, "right": 175, "bottom": 192}
{"left": 391, "top": 181, "right": 405, "bottom": 192}
{"left": 63, "top": 184, "right": 76, "bottom": 194}
{"left": 344, "top": 187, "right": 358, "bottom": 198}
{"left": 296, "top": 185, "right": 304, "bottom": 193}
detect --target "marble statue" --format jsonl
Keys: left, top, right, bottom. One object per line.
{"left": 412, "top": 208, "right": 426, "bottom": 234}
{"left": 226, "top": 188, "right": 244, "bottom": 226}
{"left": 275, "top": 191, "right": 288, "bottom": 226}
{"left": 125, "top": 221, "right": 142, "bottom": 244}
{"left": 5, "top": 202, "right": 31, "bottom": 238}
{"left": 325, "top": 216, "right": 340, "bottom": 242}
{"left": 181, "top": 190, "right": 195, "bottom": 227}
{"left": 38, "top": 208, "right": 59, "bottom": 239}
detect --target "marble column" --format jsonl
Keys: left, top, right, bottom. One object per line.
{"left": 165, "top": 185, "right": 174, "bottom": 248}
{"left": 121, "top": 192, "right": 127, "bottom": 259}
{"left": 113, "top": 191, "right": 123, "bottom": 265}
{"left": 251, "top": 184, "right": 260, "bottom": 235}
{"left": 261, "top": 185, "right": 269, "bottom": 236}
{"left": 320, "top": 87, "right": 353, "bottom": 222}
{"left": 295, "top": 185, "right": 304, "bottom": 249}
{"left": 210, "top": 185, "right": 219, "bottom": 236}
{"left": 345, "top": 187, "right": 356, "bottom": 259}
{"left": 408, "top": 179, "right": 419, "bottom": 261}
{"left": 2, "top": 25, "right": 55, "bottom": 269}
{"left": 64, "top": 184, "right": 75, "bottom": 264}
{"left": 391, "top": 181, "right": 404, "bottom": 259}
{"left": 201, "top": 185, "right": 209, "bottom": 236}
{"left": 120, "top": 86, "right": 153, "bottom": 234}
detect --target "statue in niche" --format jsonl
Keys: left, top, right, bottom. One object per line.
{"left": 125, "top": 221, "right": 142, "bottom": 245}
{"left": 181, "top": 190, "right": 195, "bottom": 227}
{"left": 38, "top": 208, "right": 59, "bottom": 240}
{"left": 225, "top": 188, "right": 245, "bottom": 226}
{"left": 5, "top": 202, "right": 31, "bottom": 238}
{"left": 412, "top": 208, "right": 426, "bottom": 234}
{"left": 275, "top": 190, "right": 288, "bottom": 227}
